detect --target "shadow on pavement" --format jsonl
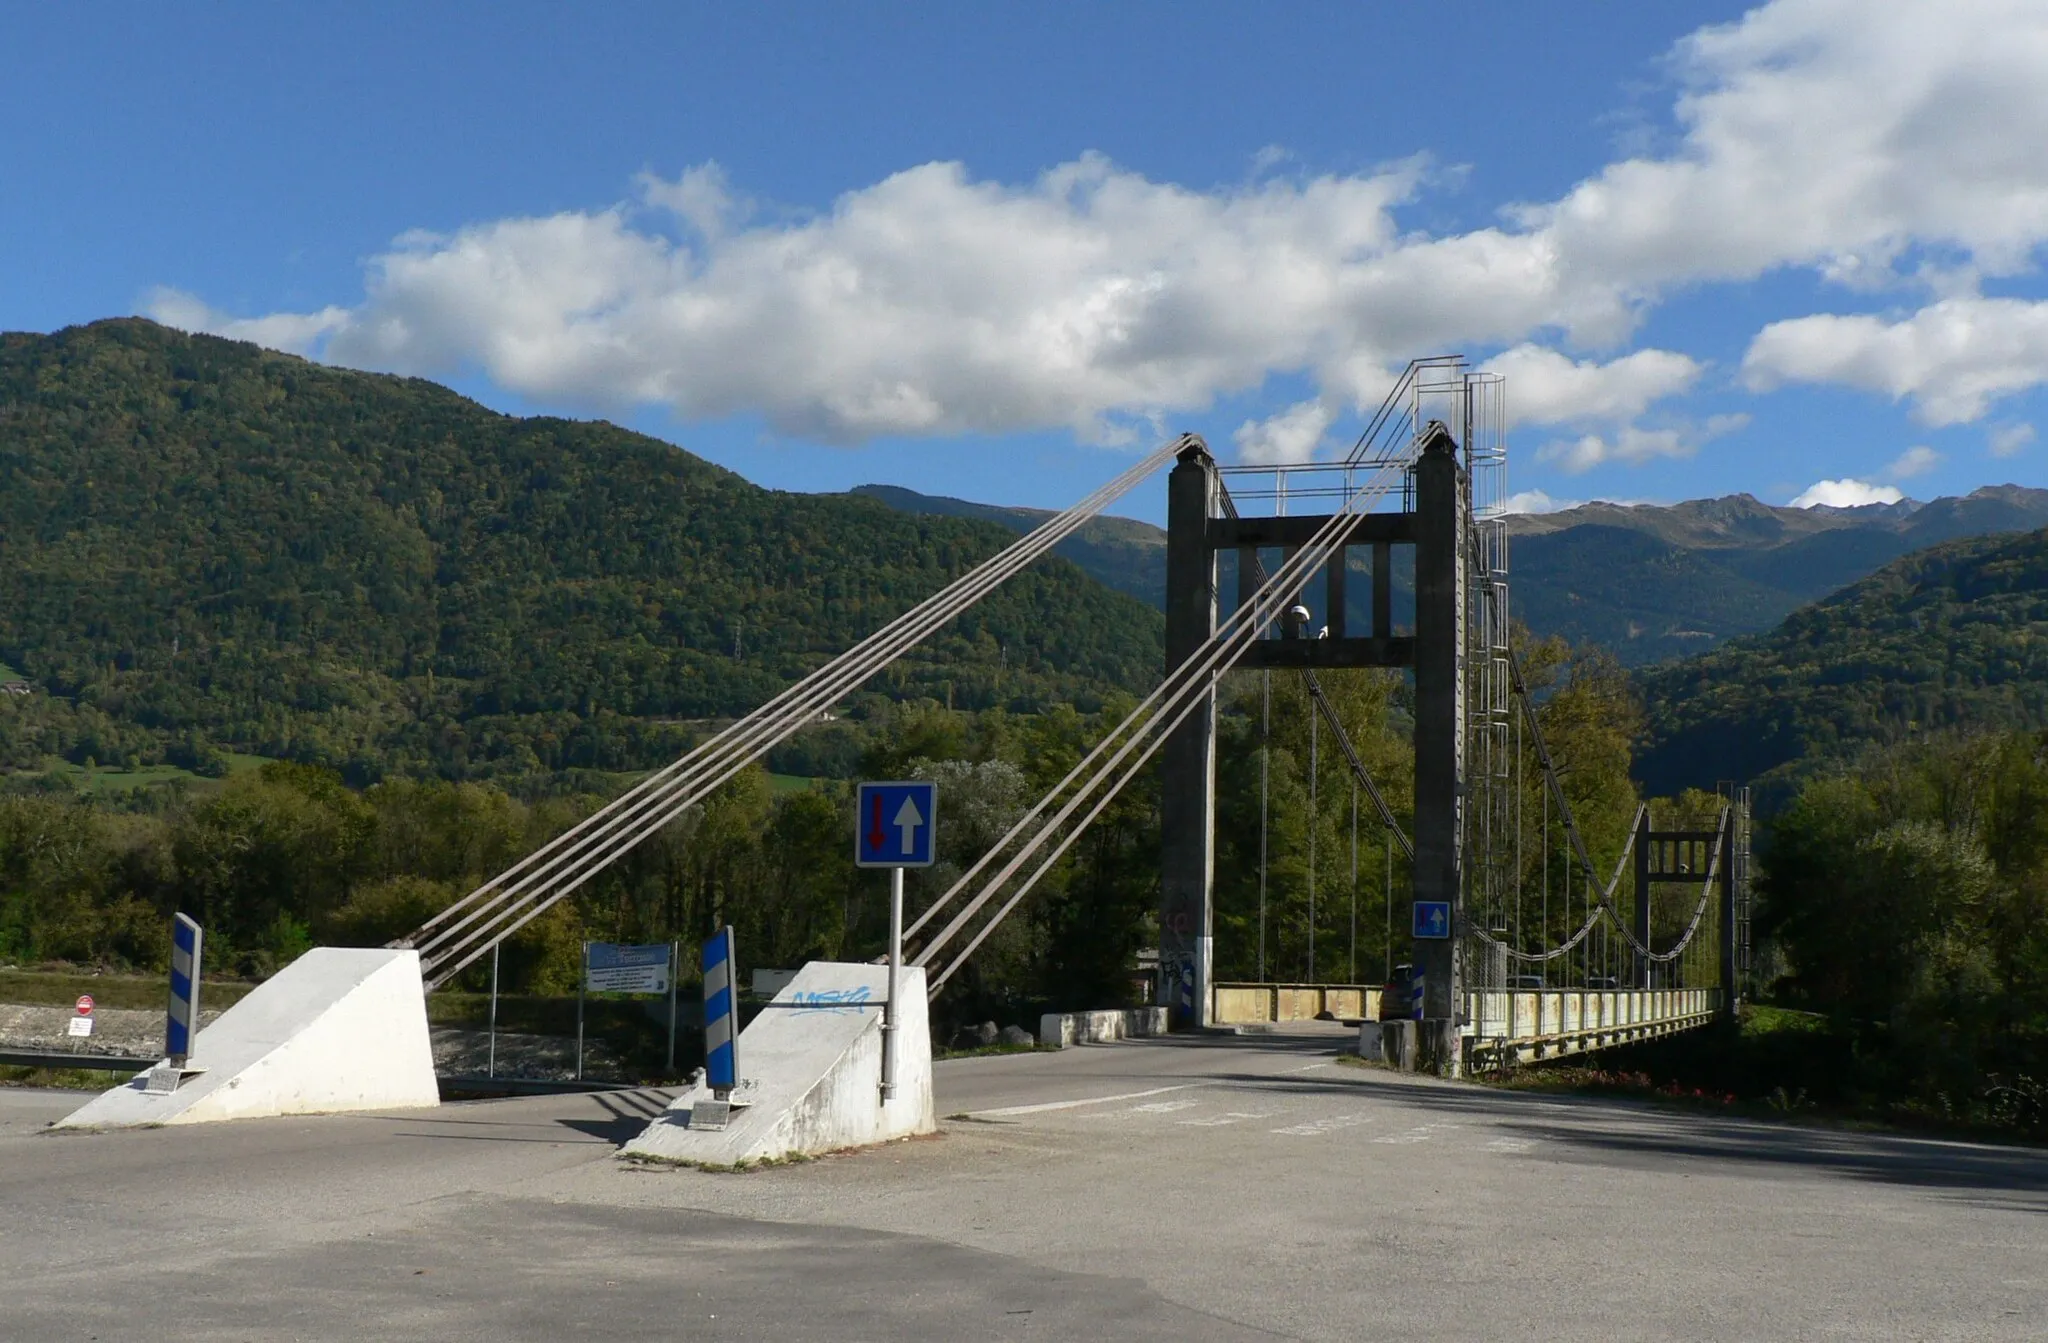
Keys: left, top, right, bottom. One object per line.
{"left": 1209, "top": 1062, "right": 2048, "bottom": 1207}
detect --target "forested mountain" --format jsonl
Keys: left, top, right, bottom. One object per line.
{"left": 850, "top": 483, "right": 1168, "bottom": 607}
{"left": 1510, "top": 488, "right": 2048, "bottom": 664}
{"left": 0, "top": 320, "right": 1164, "bottom": 786}
{"left": 1634, "top": 525, "right": 2048, "bottom": 800}
{"left": 861, "top": 480, "right": 2048, "bottom": 668}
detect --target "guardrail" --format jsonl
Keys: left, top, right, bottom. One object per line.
{"left": 0, "top": 1047, "right": 157, "bottom": 1072}
{"left": 1211, "top": 982, "right": 1382, "bottom": 1025}
{"left": 1464, "top": 988, "right": 1720, "bottom": 1064}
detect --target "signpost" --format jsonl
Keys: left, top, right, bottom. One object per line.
{"left": 855, "top": 780, "right": 937, "bottom": 1103}
{"left": 579, "top": 942, "right": 679, "bottom": 1081}
{"left": 69, "top": 995, "right": 93, "bottom": 1039}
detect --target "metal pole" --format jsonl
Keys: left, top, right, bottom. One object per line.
{"left": 882, "top": 866, "right": 904, "bottom": 1101}
{"left": 576, "top": 941, "right": 586, "bottom": 1082}
{"left": 488, "top": 941, "right": 499, "bottom": 1079}
{"left": 1308, "top": 690, "right": 1318, "bottom": 982}
{"left": 667, "top": 940, "right": 679, "bottom": 1075}
{"left": 1350, "top": 781, "right": 1358, "bottom": 985}
{"left": 1259, "top": 669, "right": 1270, "bottom": 983}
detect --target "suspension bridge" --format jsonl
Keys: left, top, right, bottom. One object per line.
{"left": 59, "top": 356, "right": 1749, "bottom": 1141}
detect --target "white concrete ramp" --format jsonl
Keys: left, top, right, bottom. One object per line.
{"left": 623, "top": 961, "right": 933, "bottom": 1166}
{"left": 56, "top": 948, "right": 438, "bottom": 1129}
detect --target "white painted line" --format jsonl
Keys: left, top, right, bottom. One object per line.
{"left": 1371, "top": 1122, "right": 1460, "bottom": 1145}
{"left": 1175, "top": 1110, "right": 1279, "bottom": 1128}
{"left": 1127, "top": 1099, "right": 1200, "bottom": 1114}
{"left": 965, "top": 1083, "right": 1201, "bottom": 1118}
{"left": 1272, "top": 1111, "right": 1376, "bottom": 1137}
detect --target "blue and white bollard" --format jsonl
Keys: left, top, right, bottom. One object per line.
{"left": 1409, "top": 968, "right": 1425, "bottom": 1023}
{"left": 702, "top": 925, "right": 737, "bottom": 1095}
{"left": 167, "top": 913, "right": 203, "bottom": 1067}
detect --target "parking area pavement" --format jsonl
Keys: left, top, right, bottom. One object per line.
{"left": 3, "top": 1036, "right": 2045, "bottom": 1340}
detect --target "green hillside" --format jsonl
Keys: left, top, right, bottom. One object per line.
{"left": 1635, "top": 526, "right": 2048, "bottom": 798}
{"left": 851, "top": 482, "right": 1168, "bottom": 607}
{"left": 0, "top": 320, "right": 1164, "bottom": 785}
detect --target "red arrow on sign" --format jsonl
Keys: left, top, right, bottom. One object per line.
{"left": 867, "top": 792, "right": 886, "bottom": 854}
{"left": 75, "top": 994, "right": 94, "bottom": 1017}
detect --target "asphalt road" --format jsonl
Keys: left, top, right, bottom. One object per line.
{"left": 4, "top": 1030, "right": 2045, "bottom": 1341}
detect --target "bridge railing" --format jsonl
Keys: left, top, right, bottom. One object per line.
{"left": 1465, "top": 988, "right": 1719, "bottom": 1064}
{"left": 1211, "top": 982, "right": 1384, "bottom": 1025}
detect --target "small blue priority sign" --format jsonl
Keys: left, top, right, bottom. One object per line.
{"left": 1413, "top": 900, "right": 1452, "bottom": 940}
{"left": 856, "top": 781, "right": 938, "bottom": 868}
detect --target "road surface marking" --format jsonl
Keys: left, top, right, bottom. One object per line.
{"left": 1272, "top": 1112, "right": 1376, "bottom": 1137}
{"left": 964, "top": 1083, "right": 1203, "bottom": 1119}
{"left": 1372, "top": 1122, "right": 1460, "bottom": 1145}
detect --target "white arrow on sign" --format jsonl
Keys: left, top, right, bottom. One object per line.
{"left": 893, "top": 795, "right": 925, "bottom": 855}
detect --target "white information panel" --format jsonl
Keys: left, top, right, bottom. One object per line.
{"left": 585, "top": 943, "right": 672, "bottom": 994}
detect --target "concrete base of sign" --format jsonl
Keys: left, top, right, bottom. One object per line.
{"left": 1381, "top": 1019, "right": 1418, "bottom": 1071}
{"left": 622, "top": 961, "right": 933, "bottom": 1167}
{"left": 55, "top": 948, "right": 438, "bottom": 1129}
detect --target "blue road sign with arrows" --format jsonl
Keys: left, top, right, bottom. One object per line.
{"left": 855, "top": 781, "right": 938, "bottom": 868}
{"left": 1413, "top": 900, "right": 1452, "bottom": 940}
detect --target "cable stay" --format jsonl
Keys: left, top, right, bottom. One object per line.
{"left": 393, "top": 433, "right": 1196, "bottom": 991}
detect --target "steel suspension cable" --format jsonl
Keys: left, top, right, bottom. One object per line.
{"left": 408, "top": 434, "right": 1193, "bottom": 986}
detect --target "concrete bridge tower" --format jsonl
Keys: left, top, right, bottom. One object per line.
{"left": 1159, "top": 423, "right": 1467, "bottom": 1064}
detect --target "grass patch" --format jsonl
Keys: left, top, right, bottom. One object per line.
{"left": 766, "top": 772, "right": 825, "bottom": 794}
{"left": 1, "top": 1064, "right": 134, "bottom": 1089}
{"left": 0, "top": 967, "right": 258, "bottom": 1011}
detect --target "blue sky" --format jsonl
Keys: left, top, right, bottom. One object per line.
{"left": 6, "top": 1, "right": 2046, "bottom": 522}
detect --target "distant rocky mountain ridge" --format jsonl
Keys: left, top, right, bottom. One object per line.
{"left": 858, "top": 481, "right": 2048, "bottom": 666}
{"left": 1505, "top": 486, "right": 2048, "bottom": 663}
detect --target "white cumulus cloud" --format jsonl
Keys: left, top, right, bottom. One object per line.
{"left": 1790, "top": 478, "right": 1906, "bottom": 508}
{"left": 1476, "top": 345, "right": 1702, "bottom": 428}
{"left": 144, "top": 0, "right": 2048, "bottom": 454}
{"left": 1502, "top": 489, "right": 1584, "bottom": 515}
{"left": 1991, "top": 422, "right": 2036, "bottom": 457}
{"left": 1233, "top": 399, "right": 1337, "bottom": 466}
{"left": 1535, "top": 413, "right": 1750, "bottom": 474}
{"left": 1744, "top": 297, "right": 2048, "bottom": 425}
{"left": 1886, "top": 444, "right": 1943, "bottom": 478}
